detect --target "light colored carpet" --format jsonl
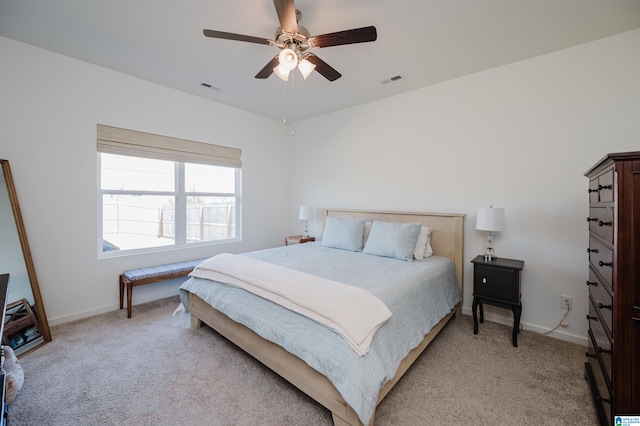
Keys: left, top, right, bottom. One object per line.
{"left": 9, "top": 296, "right": 597, "bottom": 425}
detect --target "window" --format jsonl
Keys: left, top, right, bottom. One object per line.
{"left": 97, "top": 125, "right": 241, "bottom": 255}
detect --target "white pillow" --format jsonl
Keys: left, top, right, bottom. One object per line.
{"left": 363, "top": 220, "right": 422, "bottom": 261}
{"left": 321, "top": 216, "right": 366, "bottom": 252}
{"left": 413, "top": 226, "right": 433, "bottom": 259}
{"left": 364, "top": 221, "right": 372, "bottom": 244}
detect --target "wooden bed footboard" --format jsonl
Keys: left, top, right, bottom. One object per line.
{"left": 189, "top": 291, "right": 366, "bottom": 425}
{"left": 190, "top": 292, "right": 461, "bottom": 426}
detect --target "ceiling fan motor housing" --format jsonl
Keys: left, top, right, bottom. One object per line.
{"left": 275, "top": 24, "right": 311, "bottom": 54}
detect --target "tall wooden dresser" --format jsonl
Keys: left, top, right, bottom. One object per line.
{"left": 584, "top": 151, "right": 640, "bottom": 424}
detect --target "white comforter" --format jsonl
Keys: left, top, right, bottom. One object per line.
{"left": 190, "top": 253, "right": 392, "bottom": 356}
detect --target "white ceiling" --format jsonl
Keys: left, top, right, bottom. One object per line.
{"left": 2, "top": 0, "right": 640, "bottom": 123}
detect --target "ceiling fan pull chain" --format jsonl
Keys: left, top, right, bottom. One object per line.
{"left": 290, "top": 73, "right": 296, "bottom": 135}
{"left": 282, "top": 73, "right": 288, "bottom": 125}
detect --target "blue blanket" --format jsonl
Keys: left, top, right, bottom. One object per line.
{"left": 180, "top": 242, "right": 461, "bottom": 425}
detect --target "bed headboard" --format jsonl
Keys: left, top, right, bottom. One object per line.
{"left": 324, "top": 209, "right": 465, "bottom": 293}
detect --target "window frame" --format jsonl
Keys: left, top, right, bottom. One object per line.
{"left": 96, "top": 126, "right": 242, "bottom": 257}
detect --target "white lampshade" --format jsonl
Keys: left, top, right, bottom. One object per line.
{"left": 298, "top": 58, "right": 316, "bottom": 79}
{"left": 476, "top": 207, "right": 505, "bottom": 232}
{"left": 273, "top": 64, "right": 290, "bottom": 81}
{"left": 298, "top": 205, "right": 311, "bottom": 220}
{"left": 278, "top": 48, "right": 298, "bottom": 71}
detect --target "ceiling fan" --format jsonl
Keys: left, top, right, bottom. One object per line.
{"left": 203, "top": 0, "right": 377, "bottom": 82}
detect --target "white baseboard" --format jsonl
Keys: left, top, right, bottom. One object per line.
{"left": 50, "top": 295, "right": 587, "bottom": 348}
{"left": 49, "top": 290, "right": 180, "bottom": 326}
{"left": 460, "top": 306, "right": 587, "bottom": 347}
{"left": 49, "top": 304, "right": 121, "bottom": 326}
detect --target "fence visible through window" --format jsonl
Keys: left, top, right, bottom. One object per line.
{"left": 103, "top": 201, "right": 235, "bottom": 250}
{"left": 162, "top": 203, "right": 236, "bottom": 241}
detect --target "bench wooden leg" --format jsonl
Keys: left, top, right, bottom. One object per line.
{"left": 119, "top": 275, "right": 125, "bottom": 310}
{"left": 127, "top": 282, "right": 133, "bottom": 318}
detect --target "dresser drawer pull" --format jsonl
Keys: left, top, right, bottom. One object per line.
{"left": 586, "top": 315, "right": 598, "bottom": 321}
{"left": 597, "top": 346, "right": 612, "bottom": 355}
{"left": 597, "top": 302, "right": 612, "bottom": 310}
{"left": 585, "top": 351, "right": 596, "bottom": 358}
{"left": 597, "top": 395, "right": 611, "bottom": 404}
{"left": 587, "top": 217, "right": 598, "bottom": 222}
{"left": 586, "top": 281, "right": 598, "bottom": 286}
{"left": 598, "top": 184, "right": 613, "bottom": 191}
{"left": 587, "top": 248, "right": 599, "bottom": 253}
{"left": 599, "top": 261, "right": 613, "bottom": 267}
{"left": 598, "top": 221, "right": 613, "bottom": 227}
{"left": 588, "top": 188, "right": 598, "bottom": 193}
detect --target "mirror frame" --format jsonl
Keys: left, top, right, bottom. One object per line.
{"left": 1, "top": 159, "right": 52, "bottom": 355}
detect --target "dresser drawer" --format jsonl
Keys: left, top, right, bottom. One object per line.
{"left": 587, "top": 332, "right": 612, "bottom": 425}
{"left": 589, "top": 169, "right": 615, "bottom": 204}
{"left": 473, "top": 265, "right": 520, "bottom": 303}
{"left": 588, "top": 207, "right": 614, "bottom": 243}
{"left": 588, "top": 267, "right": 613, "bottom": 333}
{"left": 589, "top": 235, "right": 613, "bottom": 289}
{"left": 597, "top": 169, "right": 614, "bottom": 203}
{"left": 589, "top": 300, "right": 613, "bottom": 387}
{"left": 589, "top": 177, "right": 600, "bottom": 204}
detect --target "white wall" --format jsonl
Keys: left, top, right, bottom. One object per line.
{"left": 290, "top": 29, "right": 640, "bottom": 345}
{"left": 0, "top": 37, "right": 292, "bottom": 325}
{"left": 2, "top": 29, "right": 639, "bottom": 344}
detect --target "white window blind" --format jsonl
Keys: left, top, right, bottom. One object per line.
{"left": 97, "top": 124, "right": 242, "bottom": 168}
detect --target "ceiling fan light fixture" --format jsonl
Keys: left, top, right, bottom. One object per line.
{"left": 278, "top": 47, "right": 298, "bottom": 71}
{"left": 298, "top": 58, "right": 316, "bottom": 79}
{"left": 273, "top": 64, "right": 290, "bottom": 81}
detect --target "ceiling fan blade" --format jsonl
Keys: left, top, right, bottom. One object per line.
{"left": 273, "top": 0, "right": 298, "bottom": 33}
{"left": 203, "top": 29, "right": 271, "bottom": 45}
{"left": 255, "top": 56, "right": 280, "bottom": 79}
{"left": 309, "top": 26, "right": 377, "bottom": 48}
{"left": 305, "top": 55, "right": 341, "bottom": 81}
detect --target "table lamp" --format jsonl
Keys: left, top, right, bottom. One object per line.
{"left": 298, "top": 206, "right": 311, "bottom": 238}
{"left": 476, "top": 206, "right": 505, "bottom": 261}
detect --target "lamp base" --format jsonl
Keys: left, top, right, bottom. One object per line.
{"left": 484, "top": 231, "right": 497, "bottom": 262}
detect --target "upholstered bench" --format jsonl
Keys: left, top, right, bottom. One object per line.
{"left": 119, "top": 258, "right": 206, "bottom": 318}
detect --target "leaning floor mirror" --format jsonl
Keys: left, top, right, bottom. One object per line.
{"left": 0, "top": 159, "right": 51, "bottom": 356}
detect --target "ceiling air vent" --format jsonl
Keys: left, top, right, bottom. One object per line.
{"left": 201, "top": 82, "right": 221, "bottom": 91}
{"left": 381, "top": 75, "right": 402, "bottom": 84}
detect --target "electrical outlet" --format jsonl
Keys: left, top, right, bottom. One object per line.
{"left": 560, "top": 295, "right": 573, "bottom": 311}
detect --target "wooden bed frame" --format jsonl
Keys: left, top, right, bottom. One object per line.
{"left": 188, "top": 209, "right": 465, "bottom": 426}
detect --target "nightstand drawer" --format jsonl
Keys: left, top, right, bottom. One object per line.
{"left": 473, "top": 265, "right": 520, "bottom": 303}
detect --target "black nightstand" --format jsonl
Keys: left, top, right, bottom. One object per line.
{"left": 471, "top": 255, "right": 525, "bottom": 347}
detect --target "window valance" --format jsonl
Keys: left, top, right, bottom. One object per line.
{"left": 97, "top": 124, "right": 242, "bottom": 168}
